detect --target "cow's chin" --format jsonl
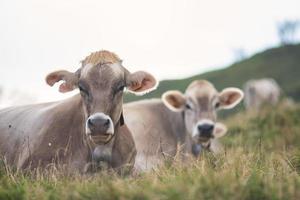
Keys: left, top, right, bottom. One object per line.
{"left": 89, "top": 134, "right": 113, "bottom": 145}
{"left": 192, "top": 135, "right": 212, "bottom": 144}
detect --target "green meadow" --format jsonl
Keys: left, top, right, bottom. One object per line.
{"left": 0, "top": 102, "right": 299, "bottom": 200}
{"left": 1, "top": 44, "right": 300, "bottom": 200}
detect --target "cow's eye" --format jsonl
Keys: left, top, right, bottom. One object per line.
{"left": 118, "top": 85, "right": 125, "bottom": 92}
{"left": 116, "top": 85, "right": 125, "bottom": 93}
{"left": 215, "top": 102, "right": 220, "bottom": 109}
{"left": 78, "top": 84, "right": 88, "bottom": 96}
{"left": 185, "top": 103, "right": 192, "bottom": 110}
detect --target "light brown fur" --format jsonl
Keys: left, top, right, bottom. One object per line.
{"left": 81, "top": 50, "right": 121, "bottom": 66}
{"left": 125, "top": 80, "right": 243, "bottom": 172}
{"left": 0, "top": 50, "right": 157, "bottom": 173}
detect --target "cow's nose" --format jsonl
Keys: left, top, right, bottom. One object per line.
{"left": 88, "top": 118, "right": 110, "bottom": 129}
{"left": 87, "top": 114, "right": 112, "bottom": 134}
{"left": 197, "top": 124, "right": 214, "bottom": 137}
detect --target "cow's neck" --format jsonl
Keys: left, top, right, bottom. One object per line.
{"left": 111, "top": 122, "right": 136, "bottom": 172}
{"left": 88, "top": 114, "right": 136, "bottom": 173}
{"left": 180, "top": 111, "right": 205, "bottom": 157}
{"left": 179, "top": 111, "right": 193, "bottom": 155}
{"left": 86, "top": 111, "right": 125, "bottom": 168}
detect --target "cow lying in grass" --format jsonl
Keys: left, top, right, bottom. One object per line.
{"left": 0, "top": 50, "right": 157, "bottom": 173}
{"left": 124, "top": 80, "right": 244, "bottom": 171}
{"left": 244, "top": 78, "right": 281, "bottom": 110}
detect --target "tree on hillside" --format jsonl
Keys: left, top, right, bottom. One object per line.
{"left": 277, "top": 20, "right": 300, "bottom": 45}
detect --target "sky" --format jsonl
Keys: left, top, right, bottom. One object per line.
{"left": 0, "top": 0, "right": 300, "bottom": 106}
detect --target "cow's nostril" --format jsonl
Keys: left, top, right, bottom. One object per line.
{"left": 104, "top": 119, "right": 110, "bottom": 127}
{"left": 88, "top": 117, "right": 110, "bottom": 129}
{"left": 88, "top": 118, "right": 94, "bottom": 127}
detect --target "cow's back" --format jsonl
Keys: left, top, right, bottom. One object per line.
{"left": 0, "top": 95, "right": 87, "bottom": 169}
{"left": 244, "top": 78, "right": 280, "bottom": 109}
{"left": 0, "top": 102, "right": 55, "bottom": 166}
{"left": 124, "top": 99, "right": 187, "bottom": 171}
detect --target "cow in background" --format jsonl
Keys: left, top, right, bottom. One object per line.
{"left": 125, "top": 80, "right": 244, "bottom": 171}
{"left": 244, "top": 78, "right": 280, "bottom": 110}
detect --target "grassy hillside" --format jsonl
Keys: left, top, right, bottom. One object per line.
{"left": 0, "top": 103, "right": 299, "bottom": 199}
{"left": 125, "top": 44, "right": 300, "bottom": 103}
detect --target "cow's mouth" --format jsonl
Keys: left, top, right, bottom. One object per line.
{"left": 90, "top": 134, "right": 113, "bottom": 144}
{"left": 197, "top": 136, "right": 212, "bottom": 143}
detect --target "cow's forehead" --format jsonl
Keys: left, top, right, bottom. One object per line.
{"left": 186, "top": 80, "right": 218, "bottom": 103}
{"left": 80, "top": 63, "right": 124, "bottom": 87}
{"left": 80, "top": 50, "right": 123, "bottom": 77}
{"left": 81, "top": 63, "right": 123, "bottom": 78}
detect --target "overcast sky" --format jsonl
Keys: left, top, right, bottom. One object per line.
{"left": 0, "top": 0, "right": 300, "bottom": 105}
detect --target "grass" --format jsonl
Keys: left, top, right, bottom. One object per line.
{"left": 0, "top": 103, "right": 300, "bottom": 200}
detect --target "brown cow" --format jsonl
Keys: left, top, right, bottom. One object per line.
{"left": 0, "top": 50, "right": 157, "bottom": 173}
{"left": 244, "top": 78, "right": 281, "bottom": 110}
{"left": 124, "top": 80, "right": 243, "bottom": 171}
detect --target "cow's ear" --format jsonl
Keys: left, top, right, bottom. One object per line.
{"left": 213, "top": 123, "right": 227, "bottom": 138}
{"left": 46, "top": 70, "right": 78, "bottom": 93}
{"left": 126, "top": 71, "right": 158, "bottom": 95}
{"left": 162, "top": 90, "right": 186, "bottom": 112}
{"left": 219, "top": 87, "right": 244, "bottom": 109}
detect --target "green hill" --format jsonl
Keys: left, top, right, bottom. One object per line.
{"left": 125, "top": 44, "right": 300, "bottom": 103}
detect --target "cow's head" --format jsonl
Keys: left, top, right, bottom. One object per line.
{"left": 162, "top": 80, "right": 243, "bottom": 144}
{"left": 46, "top": 50, "right": 157, "bottom": 144}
